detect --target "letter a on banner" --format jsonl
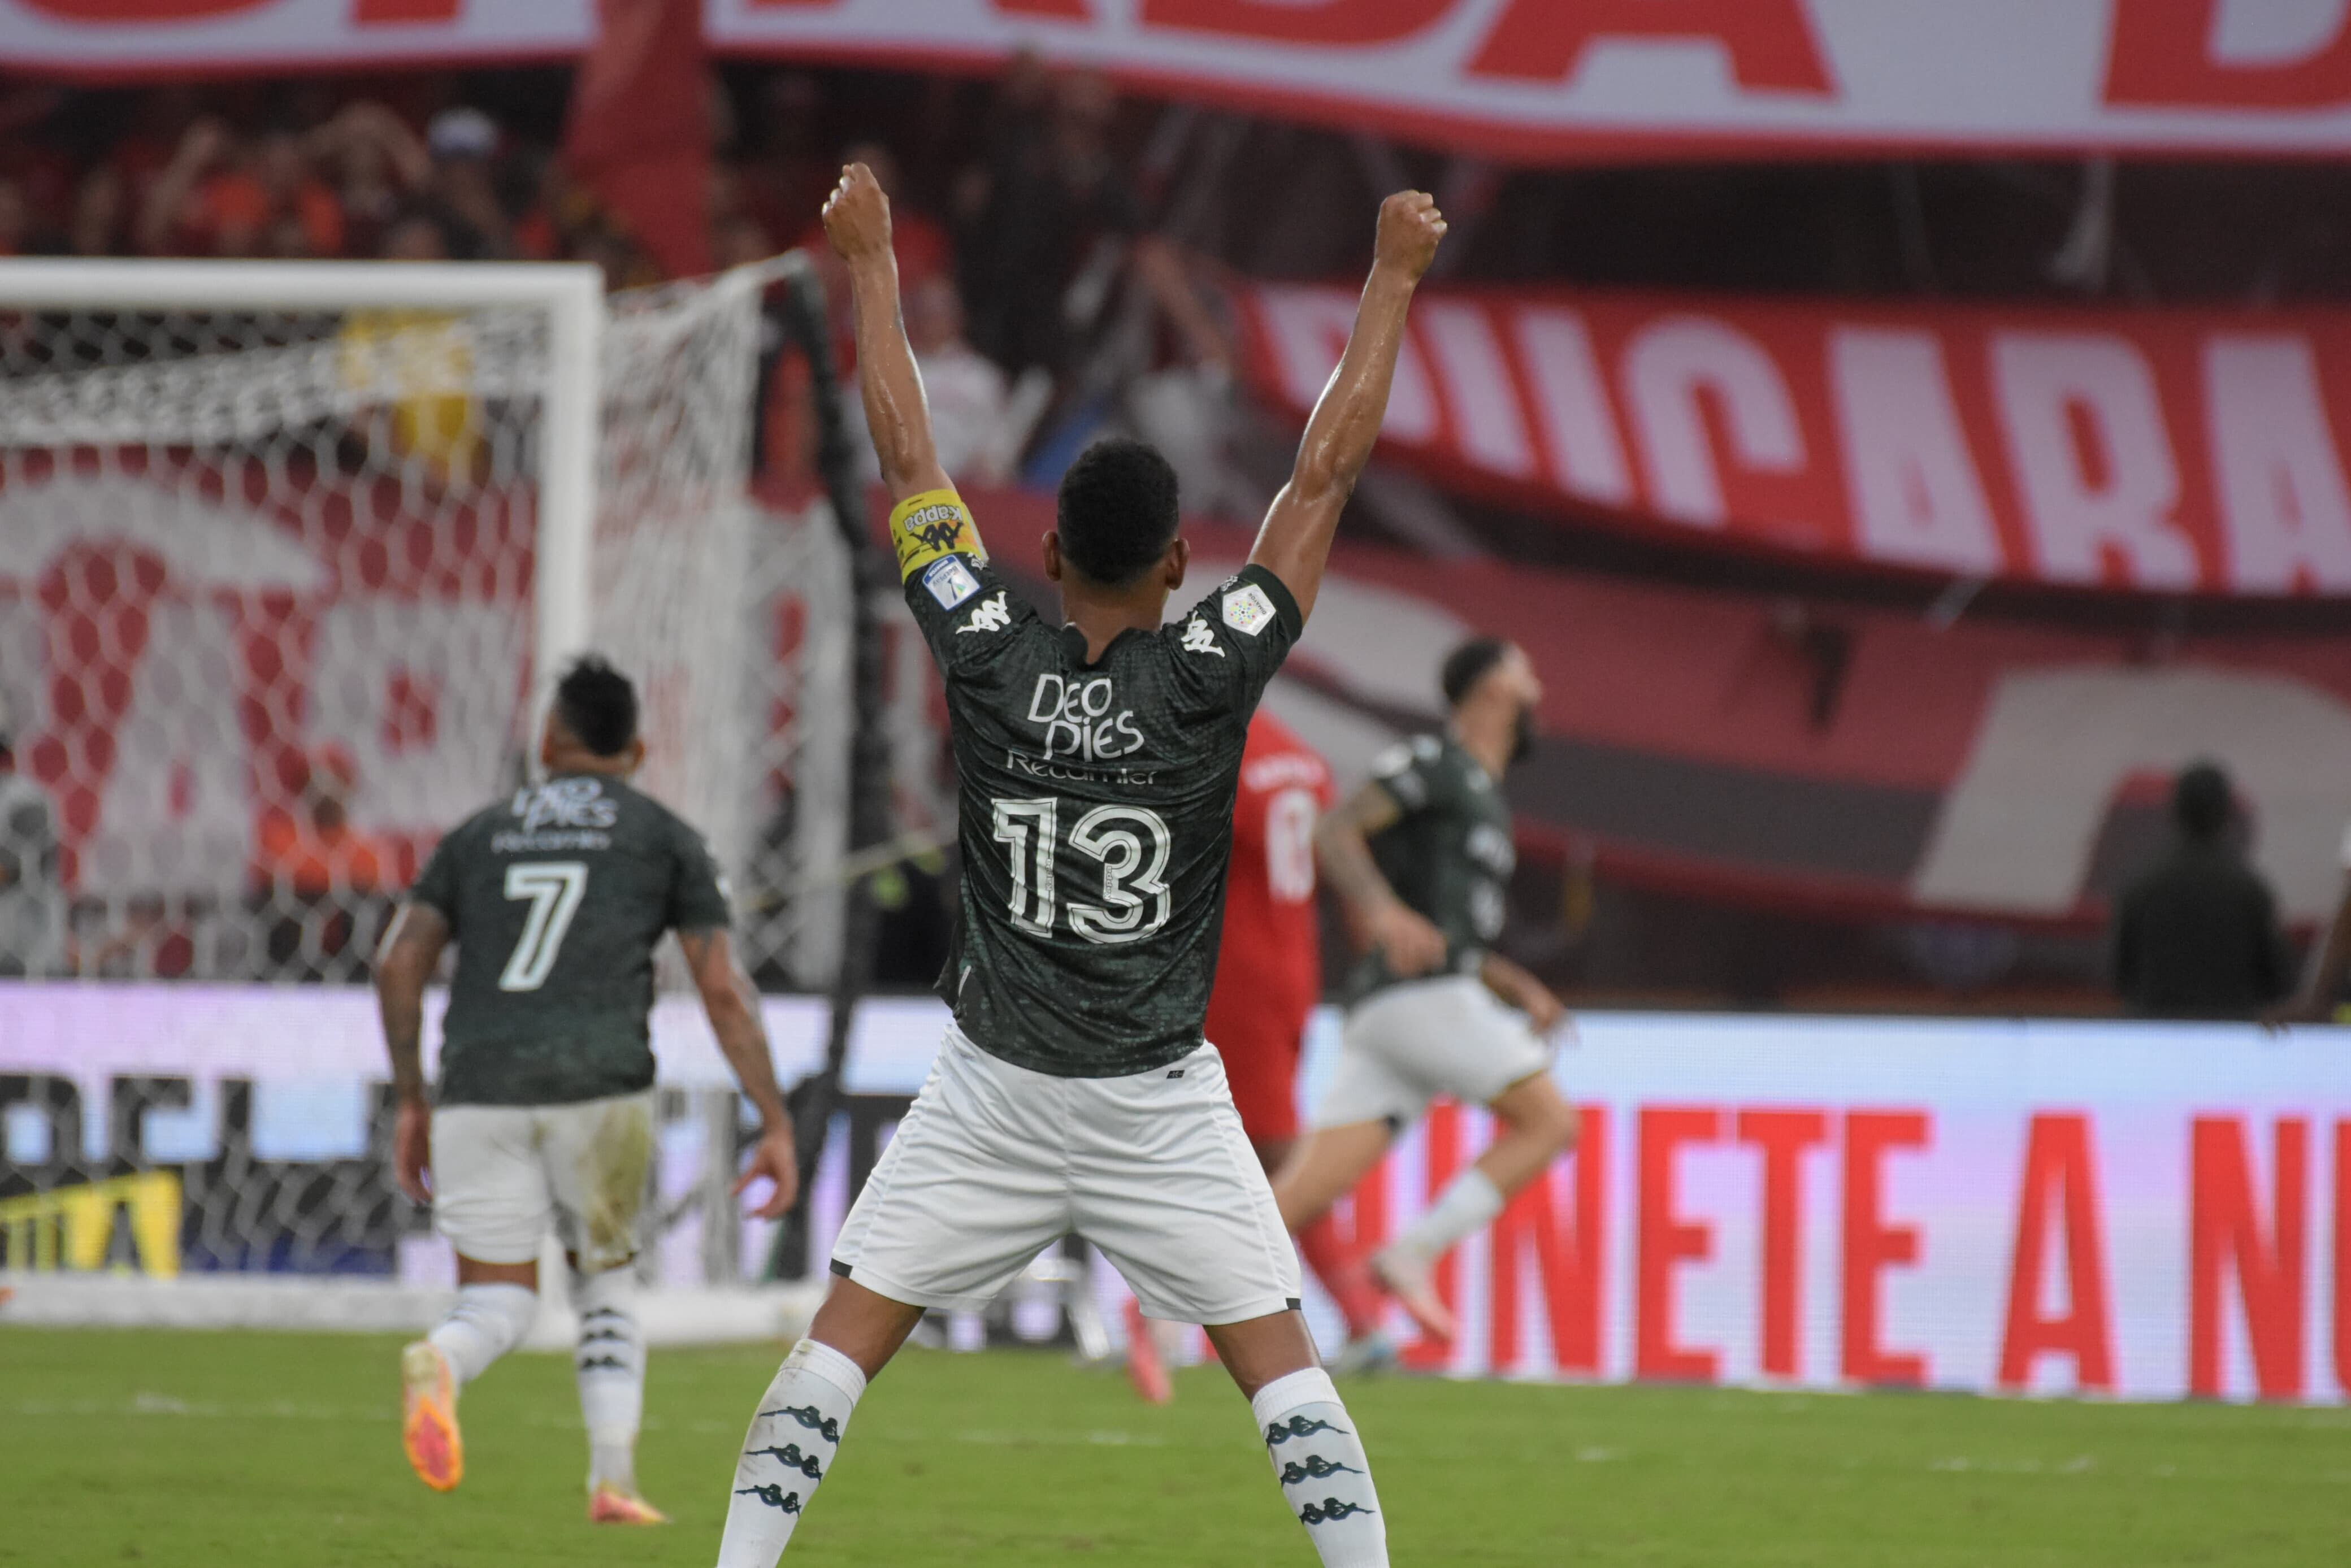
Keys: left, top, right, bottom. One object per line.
{"left": 1998, "top": 1114, "right": 2116, "bottom": 1393}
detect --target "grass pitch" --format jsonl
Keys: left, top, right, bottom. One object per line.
{"left": 3, "top": 1327, "right": 2346, "bottom": 1566}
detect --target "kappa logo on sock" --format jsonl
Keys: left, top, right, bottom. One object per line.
{"left": 1279, "top": 1455, "right": 1364, "bottom": 1486}
{"left": 1265, "top": 1414, "right": 1350, "bottom": 1446}
{"left": 734, "top": 1484, "right": 803, "bottom": 1514}
{"left": 749, "top": 1443, "right": 825, "bottom": 1480}
{"left": 579, "top": 1326, "right": 630, "bottom": 1347}
{"left": 1299, "top": 1498, "right": 1376, "bottom": 1526}
{"left": 760, "top": 1405, "right": 843, "bottom": 1444}
{"left": 576, "top": 1354, "right": 630, "bottom": 1372}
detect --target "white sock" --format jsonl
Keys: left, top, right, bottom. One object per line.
{"left": 1252, "top": 1368, "right": 1387, "bottom": 1567}
{"left": 716, "top": 1338, "right": 867, "bottom": 1566}
{"left": 426, "top": 1282, "right": 537, "bottom": 1387}
{"left": 1385, "top": 1167, "right": 1504, "bottom": 1272}
{"left": 572, "top": 1265, "right": 645, "bottom": 1494}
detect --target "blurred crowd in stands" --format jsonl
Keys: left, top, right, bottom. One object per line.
{"left": 6, "top": 64, "right": 2351, "bottom": 1014}
{"left": 0, "top": 64, "right": 1242, "bottom": 501}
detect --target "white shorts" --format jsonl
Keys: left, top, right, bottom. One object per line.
{"left": 831, "top": 1024, "right": 1302, "bottom": 1325}
{"left": 430, "top": 1091, "right": 656, "bottom": 1272}
{"left": 1313, "top": 975, "right": 1554, "bottom": 1130}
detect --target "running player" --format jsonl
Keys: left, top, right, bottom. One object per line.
{"left": 710, "top": 163, "right": 1441, "bottom": 1568}
{"left": 376, "top": 656, "right": 799, "bottom": 1522}
{"left": 1272, "top": 637, "right": 1579, "bottom": 1349}
{"left": 1122, "top": 709, "right": 1360, "bottom": 1402}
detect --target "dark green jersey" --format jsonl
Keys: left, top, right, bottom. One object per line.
{"left": 1347, "top": 732, "right": 1517, "bottom": 1002}
{"left": 905, "top": 551, "right": 1302, "bottom": 1077}
{"left": 408, "top": 775, "right": 731, "bottom": 1106}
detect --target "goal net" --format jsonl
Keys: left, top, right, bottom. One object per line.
{"left": 0, "top": 258, "right": 849, "bottom": 1323}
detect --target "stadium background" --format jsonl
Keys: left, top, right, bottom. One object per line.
{"left": 3, "top": 0, "right": 2350, "bottom": 1415}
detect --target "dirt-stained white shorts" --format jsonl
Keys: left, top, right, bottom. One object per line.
{"left": 429, "top": 1090, "right": 656, "bottom": 1272}
{"left": 830, "top": 1024, "right": 1302, "bottom": 1325}
{"left": 1312, "top": 975, "right": 1555, "bottom": 1130}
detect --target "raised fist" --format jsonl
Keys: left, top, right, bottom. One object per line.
{"left": 821, "top": 162, "right": 893, "bottom": 268}
{"left": 1373, "top": 190, "right": 1446, "bottom": 283}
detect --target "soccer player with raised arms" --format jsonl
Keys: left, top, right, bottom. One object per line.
{"left": 710, "top": 163, "right": 1443, "bottom": 1568}
{"left": 375, "top": 657, "right": 800, "bottom": 1522}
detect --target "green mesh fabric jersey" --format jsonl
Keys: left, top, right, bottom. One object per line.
{"left": 905, "top": 551, "right": 1302, "bottom": 1077}
{"left": 1345, "top": 732, "right": 1517, "bottom": 1003}
{"left": 408, "top": 775, "right": 731, "bottom": 1106}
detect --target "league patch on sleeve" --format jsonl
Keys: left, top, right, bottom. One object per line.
{"left": 922, "top": 555, "right": 982, "bottom": 610}
{"left": 1221, "top": 581, "right": 1277, "bottom": 636}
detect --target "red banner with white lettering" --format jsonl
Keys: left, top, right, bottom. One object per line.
{"left": 15, "top": 2, "right": 2351, "bottom": 160}
{"left": 1237, "top": 283, "right": 2351, "bottom": 596}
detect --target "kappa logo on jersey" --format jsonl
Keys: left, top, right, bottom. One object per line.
{"left": 1179, "top": 617, "right": 1224, "bottom": 657}
{"left": 958, "top": 590, "right": 1012, "bottom": 635}
{"left": 1468, "top": 823, "right": 1516, "bottom": 876}
{"left": 1027, "top": 672, "right": 1146, "bottom": 762}
{"left": 924, "top": 556, "right": 982, "bottom": 610}
{"left": 508, "top": 777, "right": 619, "bottom": 832}
{"left": 1372, "top": 737, "right": 1438, "bottom": 808}
{"left": 1222, "top": 581, "right": 1277, "bottom": 636}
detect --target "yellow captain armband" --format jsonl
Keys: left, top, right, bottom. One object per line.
{"left": 890, "top": 488, "right": 985, "bottom": 583}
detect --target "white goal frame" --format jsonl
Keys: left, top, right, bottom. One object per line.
{"left": 0, "top": 258, "right": 606, "bottom": 698}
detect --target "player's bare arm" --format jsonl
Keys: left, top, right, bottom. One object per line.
{"left": 1247, "top": 189, "right": 1445, "bottom": 623}
{"left": 823, "top": 162, "right": 955, "bottom": 506}
{"left": 374, "top": 900, "right": 450, "bottom": 1204}
{"left": 1479, "top": 950, "right": 1565, "bottom": 1035}
{"left": 1314, "top": 777, "right": 1446, "bottom": 976}
{"left": 679, "top": 926, "right": 800, "bottom": 1218}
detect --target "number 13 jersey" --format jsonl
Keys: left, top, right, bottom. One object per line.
{"left": 905, "top": 540, "right": 1303, "bottom": 1078}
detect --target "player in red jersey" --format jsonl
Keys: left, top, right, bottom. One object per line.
{"left": 1124, "top": 709, "right": 1385, "bottom": 1398}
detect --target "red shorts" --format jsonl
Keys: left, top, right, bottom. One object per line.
{"left": 1208, "top": 1014, "right": 1306, "bottom": 1147}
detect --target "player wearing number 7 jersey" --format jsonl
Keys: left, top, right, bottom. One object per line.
{"left": 374, "top": 656, "right": 800, "bottom": 1522}
{"left": 709, "top": 164, "right": 1443, "bottom": 1568}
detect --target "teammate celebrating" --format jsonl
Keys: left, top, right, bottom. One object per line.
{"left": 375, "top": 656, "right": 797, "bottom": 1522}
{"left": 711, "top": 163, "right": 1442, "bottom": 1568}
{"left": 1272, "top": 637, "right": 1580, "bottom": 1349}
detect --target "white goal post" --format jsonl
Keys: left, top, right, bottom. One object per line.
{"left": 0, "top": 255, "right": 854, "bottom": 1327}
{"left": 0, "top": 259, "right": 606, "bottom": 697}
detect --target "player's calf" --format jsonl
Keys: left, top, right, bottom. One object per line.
{"left": 714, "top": 1338, "right": 867, "bottom": 1566}
{"left": 1253, "top": 1367, "right": 1388, "bottom": 1567}
{"left": 572, "top": 1263, "right": 657, "bottom": 1516}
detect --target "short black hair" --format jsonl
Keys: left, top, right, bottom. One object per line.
{"left": 1441, "top": 636, "right": 1512, "bottom": 709}
{"left": 1055, "top": 438, "right": 1180, "bottom": 588}
{"left": 554, "top": 655, "right": 638, "bottom": 757}
{"left": 2173, "top": 761, "right": 2233, "bottom": 842}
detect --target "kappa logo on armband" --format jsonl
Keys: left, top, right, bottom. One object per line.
{"left": 903, "top": 506, "right": 968, "bottom": 558}
{"left": 1179, "top": 618, "right": 1223, "bottom": 657}
{"left": 1222, "top": 582, "right": 1277, "bottom": 637}
{"left": 924, "top": 557, "right": 982, "bottom": 610}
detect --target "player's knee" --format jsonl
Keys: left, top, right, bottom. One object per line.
{"left": 1497, "top": 1085, "right": 1577, "bottom": 1154}
{"left": 1547, "top": 1097, "right": 1582, "bottom": 1157}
